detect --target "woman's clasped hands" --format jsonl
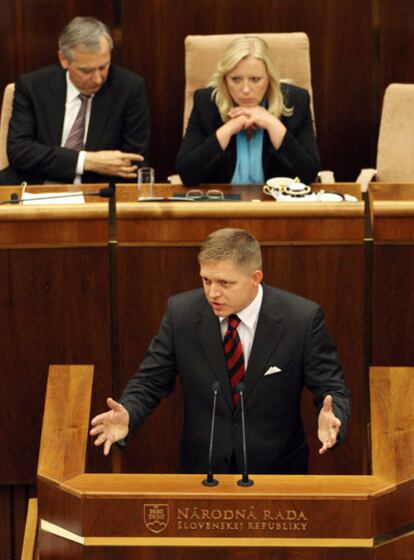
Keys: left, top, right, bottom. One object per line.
{"left": 228, "top": 105, "right": 275, "bottom": 131}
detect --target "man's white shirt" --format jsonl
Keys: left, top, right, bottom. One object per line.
{"left": 60, "top": 72, "right": 93, "bottom": 182}
{"left": 219, "top": 284, "right": 263, "bottom": 368}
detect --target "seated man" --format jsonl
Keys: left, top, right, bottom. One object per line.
{"left": 91, "top": 227, "right": 351, "bottom": 475}
{"left": 0, "top": 16, "right": 150, "bottom": 185}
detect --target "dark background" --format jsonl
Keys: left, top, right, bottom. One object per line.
{"left": 1, "top": 0, "right": 414, "bottom": 183}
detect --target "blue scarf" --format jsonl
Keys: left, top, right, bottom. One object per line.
{"left": 231, "top": 128, "right": 265, "bottom": 184}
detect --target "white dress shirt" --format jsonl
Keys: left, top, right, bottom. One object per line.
{"left": 60, "top": 73, "right": 93, "bottom": 182}
{"left": 219, "top": 284, "right": 263, "bottom": 368}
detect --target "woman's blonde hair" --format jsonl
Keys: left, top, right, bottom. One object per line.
{"left": 208, "top": 36, "right": 293, "bottom": 122}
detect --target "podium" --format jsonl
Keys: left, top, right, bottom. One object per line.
{"left": 36, "top": 364, "right": 414, "bottom": 559}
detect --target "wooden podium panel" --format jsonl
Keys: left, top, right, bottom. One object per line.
{"left": 0, "top": 183, "right": 366, "bottom": 486}
{"left": 369, "top": 183, "right": 414, "bottom": 365}
{"left": 35, "top": 365, "right": 414, "bottom": 560}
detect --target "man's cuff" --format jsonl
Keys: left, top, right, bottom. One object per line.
{"left": 77, "top": 151, "right": 86, "bottom": 175}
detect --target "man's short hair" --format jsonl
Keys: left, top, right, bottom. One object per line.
{"left": 198, "top": 228, "right": 262, "bottom": 273}
{"left": 59, "top": 16, "right": 113, "bottom": 61}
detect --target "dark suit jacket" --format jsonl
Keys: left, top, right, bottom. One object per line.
{"left": 6, "top": 63, "right": 150, "bottom": 184}
{"left": 120, "top": 284, "right": 350, "bottom": 474}
{"left": 175, "top": 84, "right": 320, "bottom": 186}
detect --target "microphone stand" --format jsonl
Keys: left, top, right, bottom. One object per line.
{"left": 107, "top": 183, "right": 119, "bottom": 398}
{"left": 202, "top": 381, "right": 221, "bottom": 487}
{"left": 106, "top": 183, "right": 122, "bottom": 474}
{"left": 236, "top": 383, "right": 254, "bottom": 487}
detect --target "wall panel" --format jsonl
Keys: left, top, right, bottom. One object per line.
{"left": 2, "top": 1, "right": 413, "bottom": 182}
{"left": 120, "top": 0, "right": 374, "bottom": 181}
{"left": 379, "top": 0, "right": 414, "bottom": 92}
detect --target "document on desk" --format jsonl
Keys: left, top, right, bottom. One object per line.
{"left": 22, "top": 192, "right": 85, "bottom": 205}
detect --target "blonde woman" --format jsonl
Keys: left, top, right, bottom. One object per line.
{"left": 176, "top": 36, "right": 320, "bottom": 186}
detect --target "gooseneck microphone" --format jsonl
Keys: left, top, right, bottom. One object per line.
{"left": 0, "top": 186, "right": 114, "bottom": 205}
{"left": 202, "top": 381, "right": 221, "bottom": 487}
{"left": 236, "top": 382, "right": 254, "bottom": 487}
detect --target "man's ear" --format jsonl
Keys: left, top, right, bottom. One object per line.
{"left": 252, "top": 269, "right": 263, "bottom": 286}
{"left": 58, "top": 50, "right": 69, "bottom": 70}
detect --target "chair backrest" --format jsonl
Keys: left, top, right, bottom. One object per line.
{"left": 376, "top": 83, "right": 414, "bottom": 182}
{"left": 183, "top": 33, "right": 313, "bottom": 133}
{"left": 0, "top": 83, "right": 15, "bottom": 170}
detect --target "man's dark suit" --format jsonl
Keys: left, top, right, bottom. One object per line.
{"left": 120, "top": 284, "right": 350, "bottom": 474}
{"left": 175, "top": 84, "right": 320, "bottom": 186}
{"left": 3, "top": 63, "right": 150, "bottom": 184}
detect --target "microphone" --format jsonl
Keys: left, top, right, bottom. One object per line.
{"left": 202, "top": 381, "right": 221, "bottom": 487}
{"left": 0, "top": 186, "right": 114, "bottom": 205}
{"left": 236, "top": 382, "right": 254, "bottom": 487}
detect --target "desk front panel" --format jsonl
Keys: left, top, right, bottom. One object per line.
{"left": 0, "top": 184, "right": 367, "bottom": 482}
{"left": 0, "top": 246, "right": 112, "bottom": 483}
{"left": 370, "top": 183, "right": 414, "bottom": 365}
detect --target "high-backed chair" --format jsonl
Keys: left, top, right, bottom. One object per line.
{"left": 183, "top": 32, "right": 314, "bottom": 133}
{"left": 0, "top": 83, "right": 15, "bottom": 170}
{"left": 171, "top": 33, "right": 332, "bottom": 184}
{"left": 358, "top": 83, "right": 414, "bottom": 191}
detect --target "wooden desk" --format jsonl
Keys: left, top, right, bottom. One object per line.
{"left": 36, "top": 365, "right": 414, "bottom": 559}
{"left": 0, "top": 183, "right": 367, "bottom": 485}
{"left": 369, "top": 183, "right": 414, "bottom": 365}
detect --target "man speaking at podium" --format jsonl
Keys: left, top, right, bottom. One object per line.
{"left": 91, "top": 228, "right": 351, "bottom": 475}
{"left": 0, "top": 16, "right": 149, "bottom": 185}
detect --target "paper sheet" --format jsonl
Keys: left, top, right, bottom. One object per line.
{"left": 22, "top": 191, "right": 85, "bottom": 205}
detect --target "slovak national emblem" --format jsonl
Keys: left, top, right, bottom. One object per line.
{"left": 144, "top": 503, "right": 169, "bottom": 533}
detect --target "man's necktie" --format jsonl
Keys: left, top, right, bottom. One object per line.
{"left": 64, "top": 94, "right": 90, "bottom": 151}
{"left": 224, "top": 314, "right": 245, "bottom": 406}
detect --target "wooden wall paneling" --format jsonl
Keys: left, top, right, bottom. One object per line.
{"left": 0, "top": 0, "right": 22, "bottom": 89}
{"left": 0, "top": 486, "right": 12, "bottom": 560}
{"left": 372, "top": 245, "right": 414, "bottom": 365}
{"left": 0, "top": 484, "right": 35, "bottom": 560}
{"left": 0, "top": 0, "right": 115, "bottom": 95}
{"left": 0, "top": 247, "right": 112, "bottom": 483}
{"left": 11, "top": 485, "right": 26, "bottom": 560}
{"left": 300, "top": 1, "right": 375, "bottom": 181}
{"left": 262, "top": 244, "right": 367, "bottom": 475}
{"left": 10, "top": 485, "right": 36, "bottom": 560}
{"left": 4, "top": 0, "right": 412, "bottom": 182}
{"left": 379, "top": 0, "right": 414, "bottom": 93}
{"left": 120, "top": 0, "right": 186, "bottom": 183}
{"left": 120, "top": 0, "right": 374, "bottom": 182}
{"left": 116, "top": 246, "right": 200, "bottom": 473}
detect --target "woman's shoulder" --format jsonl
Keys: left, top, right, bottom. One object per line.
{"left": 193, "top": 86, "right": 215, "bottom": 104}
{"left": 280, "top": 82, "right": 310, "bottom": 104}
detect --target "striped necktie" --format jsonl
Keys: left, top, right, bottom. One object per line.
{"left": 224, "top": 314, "right": 245, "bottom": 406}
{"left": 64, "top": 94, "right": 90, "bottom": 151}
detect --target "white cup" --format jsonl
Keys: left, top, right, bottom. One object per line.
{"left": 137, "top": 167, "right": 155, "bottom": 200}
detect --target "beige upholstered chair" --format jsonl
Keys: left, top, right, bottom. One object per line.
{"left": 183, "top": 32, "right": 314, "bottom": 133}
{"left": 0, "top": 83, "right": 15, "bottom": 170}
{"left": 170, "top": 33, "right": 332, "bottom": 184}
{"left": 358, "top": 83, "right": 414, "bottom": 191}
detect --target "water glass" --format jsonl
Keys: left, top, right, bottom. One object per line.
{"left": 137, "top": 167, "right": 155, "bottom": 200}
